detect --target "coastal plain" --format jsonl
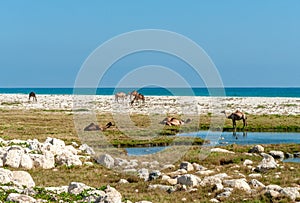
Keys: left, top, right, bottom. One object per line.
{"left": 0, "top": 94, "right": 300, "bottom": 202}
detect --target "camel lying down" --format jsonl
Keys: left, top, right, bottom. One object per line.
{"left": 84, "top": 122, "right": 113, "bottom": 131}
{"left": 160, "top": 117, "right": 192, "bottom": 126}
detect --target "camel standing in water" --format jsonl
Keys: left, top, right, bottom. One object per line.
{"left": 221, "top": 110, "right": 247, "bottom": 129}
{"left": 115, "top": 92, "right": 127, "bottom": 103}
{"left": 29, "top": 92, "right": 37, "bottom": 102}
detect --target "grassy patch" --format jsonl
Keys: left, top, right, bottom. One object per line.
{"left": 1, "top": 101, "right": 22, "bottom": 106}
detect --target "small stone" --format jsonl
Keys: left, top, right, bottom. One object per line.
{"left": 269, "top": 150, "right": 284, "bottom": 160}
{"left": 243, "top": 159, "right": 253, "bottom": 166}
{"left": 248, "top": 173, "right": 262, "bottom": 179}
{"left": 118, "top": 179, "right": 129, "bottom": 184}
{"left": 96, "top": 154, "right": 114, "bottom": 169}
{"left": 249, "top": 179, "right": 265, "bottom": 188}
{"left": 7, "top": 193, "right": 36, "bottom": 203}
{"left": 180, "top": 161, "right": 194, "bottom": 172}
{"left": 249, "top": 145, "right": 264, "bottom": 153}
{"left": 211, "top": 148, "right": 234, "bottom": 154}
{"left": 167, "top": 178, "right": 178, "bottom": 185}
{"left": 177, "top": 174, "right": 201, "bottom": 187}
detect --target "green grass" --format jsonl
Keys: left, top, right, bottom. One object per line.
{"left": 1, "top": 101, "right": 22, "bottom": 106}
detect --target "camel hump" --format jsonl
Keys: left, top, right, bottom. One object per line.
{"left": 84, "top": 123, "right": 101, "bottom": 131}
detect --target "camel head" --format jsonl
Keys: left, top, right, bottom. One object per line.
{"left": 221, "top": 110, "right": 234, "bottom": 119}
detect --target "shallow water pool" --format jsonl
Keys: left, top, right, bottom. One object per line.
{"left": 126, "top": 131, "right": 300, "bottom": 156}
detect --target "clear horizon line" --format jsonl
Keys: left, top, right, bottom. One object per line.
{"left": 0, "top": 86, "right": 300, "bottom": 88}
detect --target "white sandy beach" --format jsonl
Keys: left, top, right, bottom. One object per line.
{"left": 0, "top": 94, "right": 299, "bottom": 115}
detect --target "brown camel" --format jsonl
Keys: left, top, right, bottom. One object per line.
{"left": 129, "top": 90, "right": 138, "bottom": 101}
{"left": 84, "top": 122, "right": 113, "bottom": 131}
{"left": 130, "top": 91, "right": 145, "bottom": 105}
{"left": 221, "top": 110, "right": 247, "bottom": 129}
{"left": 29, "top": 92, "right": 37, "bottom": 102}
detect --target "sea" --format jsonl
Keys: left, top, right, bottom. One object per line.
{"left": 0, "top": 87, "right": 299, "bottom": 97}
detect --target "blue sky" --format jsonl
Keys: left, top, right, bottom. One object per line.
{"left": 0, "top": 1, "right": 299, "bottom": 87}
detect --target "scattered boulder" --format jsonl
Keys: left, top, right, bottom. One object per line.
{"left": 79, "top": 143, "right": 95, "bottom": 155}
{"left": 68, "top": 182, "right": 91, "bottom": 195}
{"left": 149, "top": 170, "right": 161, "bottom": 181}
{"left": 269, "top": 150, "right": 284, "bottom": 160}
{"left": 138, "top": 168, "right": 149, "bottom": 181}
{"left": 280, "top": 187, "right": 300, "bottom": 201}
{"left": 4, "top": 146, "right": 24, "bottom": 168}
{"left": 96, "top": 185, "right": 122, "bottom": 203}
{"left": 249, "top": 145, "right": 264, "bottom": 153}
{"left": 177, "top": 174, "right": 201, "bottom": 187}
{"left": 216, "top": 191, "right": 231, "bottom": 200}
{"left": 284, "top": 152, "right": 294, "bottom": 159}
{"left": 265, "top": 184, "right": 282, "bottom": 192}
{"left": 12, "top": 171, "right": 35, "bottom": 188}
{"left": 56, "top": 150, "right": 82, "bottom": 166}
{"left": 211, "top": 148, "right": 235, "bottom": 154}
{"left": 255, "top": 153, "right": 278, "bottom": 172}
{"left": 118, "top": 179, "right": 129, "bottom": 184}
{"left": 293, "top": 152, "right": 300, "bottom": 158}
{"left": 96, "top": 154, "right": 115, "bottom": 168}
{"left": 249, "top": 179, "right": 265, "bottom": 188}
{"left": 265, "top": 189, "right": 281, "bottom": 198}
{"left": 195, "top": 170, "right": 215, "bottom": 176}
{"left": 148, "top": 184, "right": 174, "bottom": 192}
{"left": 20, "top": 153, "right": 34, "bottom": 169}
{"left": 223, "top": 178, "right": 251, "bottom": 191}
{"left": 6, "top": 193, "right": 36, "bottom": 203}
{"left": 180, "top": 161, "right": 194, "bottom": 172}
{"left": 248, "top": 173, "right": 262, "bottom": 179}
{"left": 0, "top": 168, "right": 13, "bottom": 184}
{"left": 243, "top": 159, "right": 253, "bottom": 166}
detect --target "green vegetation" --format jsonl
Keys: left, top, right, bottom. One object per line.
{"left": 0, "top": 101, "right": 21, "bottom": 106}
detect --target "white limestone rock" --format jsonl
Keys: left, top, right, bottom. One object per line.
{"left": 223, "top": 178, "right": 251, "bottom": 191}
{"left": 255, "top": 153, "right": 278, "bottom": 172}
{"left": 210, "top": 148, "right": 235, "bottom": 154}
{"left": 0, "top": 168, "right": 13, "bottom": 184}
{"left": 96, "top": 154, "right": 115, "bottom": 169}
{"left": 6, "top": 193, "right": 36, "bottom": 203}
{"left": 177, "top": 174, "right": 201, "bottom": 187}
{"left": 249, "top": 145, "right": 264, "bottom": 153}
{"left": 12, "top": 171, "right": 35, "bottom": 188}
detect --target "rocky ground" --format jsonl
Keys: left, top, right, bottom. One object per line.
{"left": 0, "top": 94, "right": 299, "bottom": 115}
{"left": 0, "top": 137, "right": 299, "bottom": 202}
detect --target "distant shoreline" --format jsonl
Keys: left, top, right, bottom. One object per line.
{"left": 0, "top": 94, "right": 299, "bottom": 116}
{"left": 0, "top": 87, "right": 299, "bottom": 97}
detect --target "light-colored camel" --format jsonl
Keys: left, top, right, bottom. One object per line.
{"left": 161, "top": 117, "right": 192, "bottom": 126}
{"left": 221, "top": 110, "right": 247, "bottom": 129}
{"left": 115, "top": 92, "right": 127, "bottom": 103}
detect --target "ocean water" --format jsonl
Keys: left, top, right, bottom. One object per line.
{"left": 0, "top": 87, "right": 299, "bottom": 97}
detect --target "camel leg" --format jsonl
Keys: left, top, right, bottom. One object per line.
{"left": 242, "top": 119, "right": 247, "bottom": 129}
{"left": 232, "top": 120, "right": 236, "bottom": 130}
